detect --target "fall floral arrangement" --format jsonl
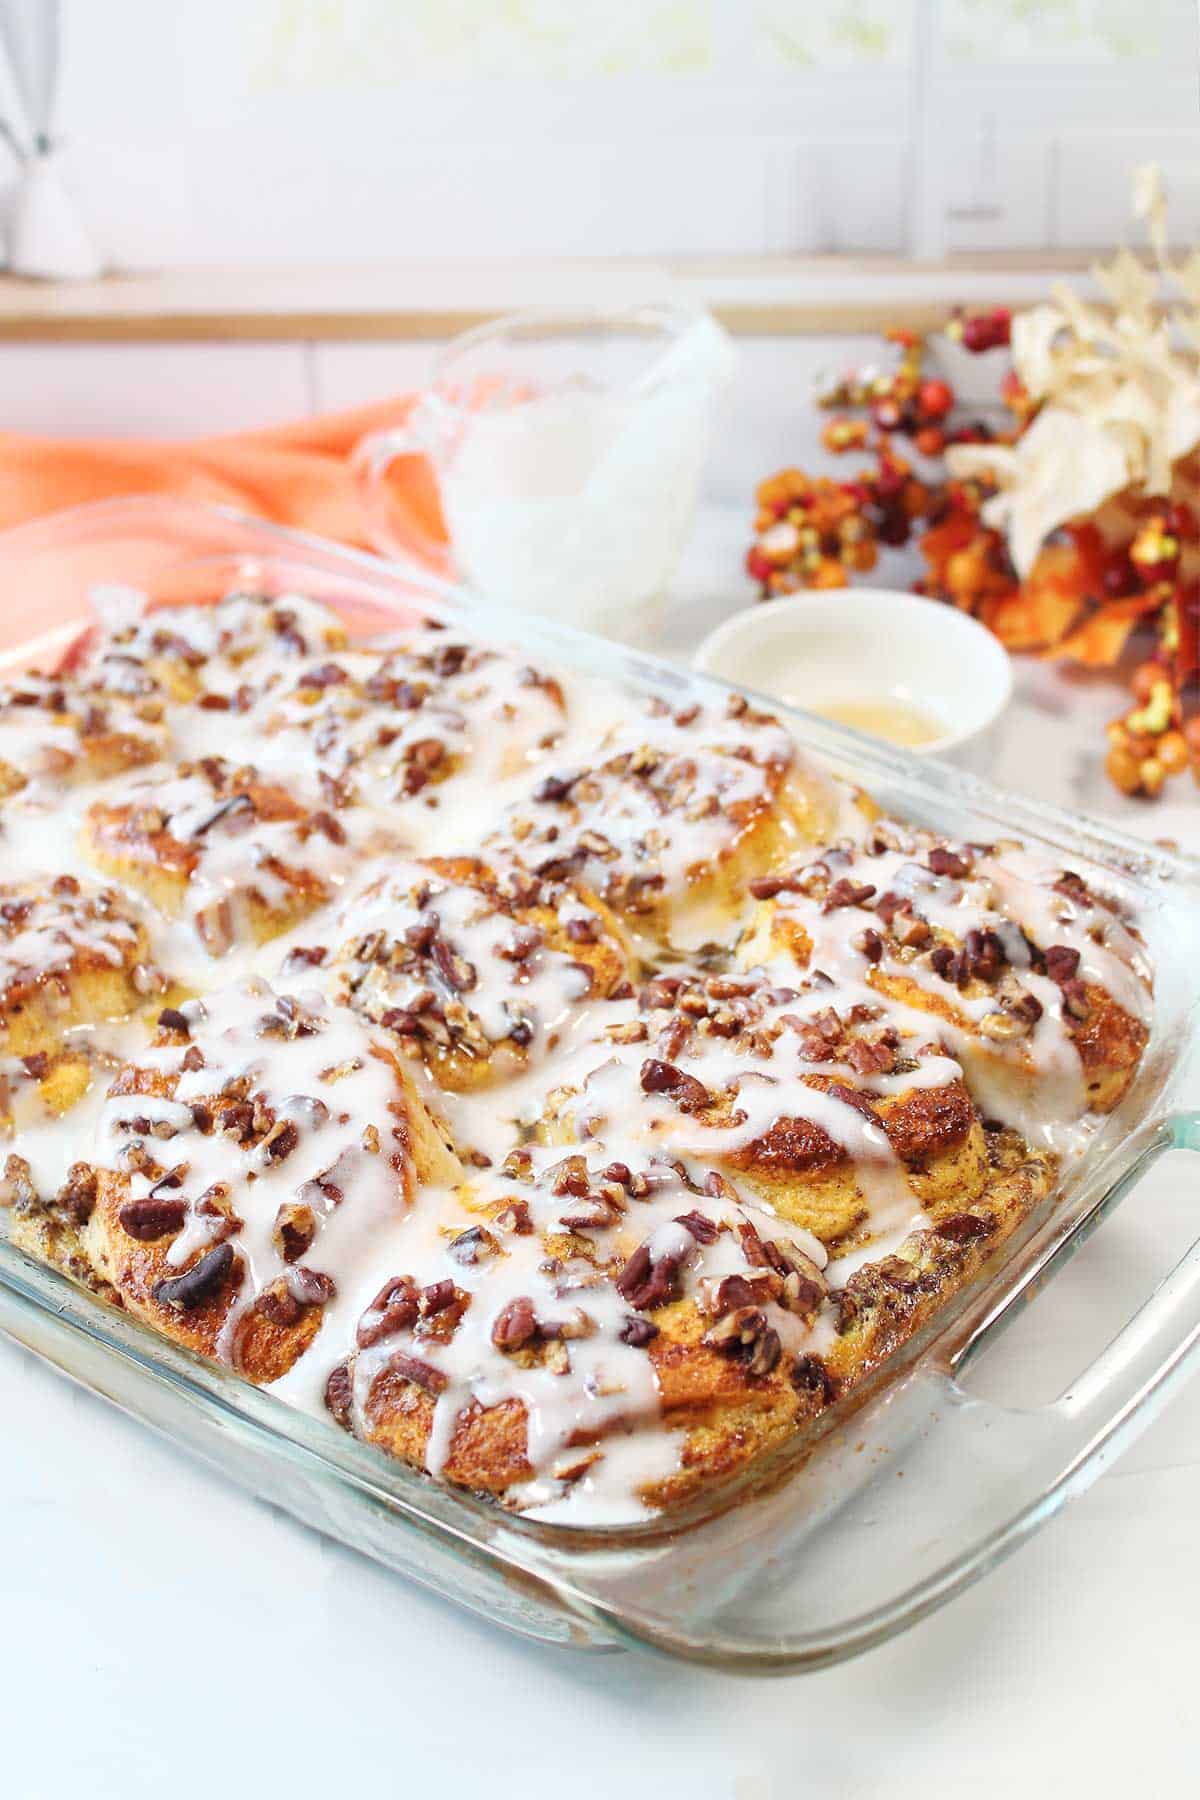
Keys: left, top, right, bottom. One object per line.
{"left": 747, "top": 170, "right": 1200, "bottom": 799}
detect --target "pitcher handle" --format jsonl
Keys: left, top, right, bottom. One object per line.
{"left": 350, "top": 410, "right": 457, "bottom": 579}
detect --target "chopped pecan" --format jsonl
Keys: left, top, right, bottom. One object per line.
{"left": 761, "top": 1241, "right": 826, "bottom": 1316}
{"left": 288, "top": 1265, "right": 336, "bottom": 1305}
{"left": 845, "top": 1037, "right": 895, "bottom": 1077}
{"left": 300, "top": 660, "right": 349, "bottom": 688}
{"left": 261, "top": 1119, "right": 300, "bottom": 1163}
{"left": 254, "top": 1277, "right": 302, "bottom": 1328}
{"left": 701, "top": 1273, "right": 762, "bottom": 1316}
{"left": 118, "top": 1194, "right": 188, "bottom": 1241}
{"left": 420, "top": 1279, "right": 457, "bottom": 1315}
{"left": 191, "top": 792, "right": 255, "bottom": 837}
{"left": 533, "top": 772, "right": 578, "bottom": 803}
{"left": 152, "top": 1242, "right": 235, "bottom": 1311}
{"left": 57, "top": 1162, "right": 99, "bottom": 1225}
{"left": 674, "top": 1209, "right": 720, "bottom": 1244}
{"left": 791, "top": 1353, "right": 837, "bottom": 1403}
{"left": 430, "top": 936, "right": 477, "bottom": 993}
{"left": 929, "top": 943, "right": 969, "bottom": 987}
{"left": 492, "top": 1198, "right": 533, "bottom": 1236}
{"left": 828, "top": 1081, "right": 877, "bottom": 1119}
{"left": 357, "top": 1275, "right": 420, "bottom": 1348}
{"left": 384, "top": 1351, "right": 447, "bottom": 1395}
{"left": 1059, "top": 979, "right": 1091, "bottom": 1022}
{"left": 702, "top": 1306, "right": 782, "bottom": 1377}
{"left": 325, "top": 1360, "right": 354, "bottom": 1430}
{"left": 823, "top": 878, "right": 876, "bottom": 912}
{"left": 550, "top": 1155, "right": 591, "bottom": 1198}
{"left": 619, "top": 1315, "right": 660, "bottom": 1347}
{"left": 492, "top": 1296, "right": 538, "bottom": 1350}
{"left": 935, "top": 1211, "right": 993, "bottom": 1243}
{"left": 1044, "top": 944, "right": 1082, "bottom": 985}
{"left": 615, "top": 1239, "right": 687, "bottom": 1311}
{"left": 928, "top": 846, "right": 972, "bottom": 879}
{"left": 273, "top": 1200, "right": 316, "bottom": 1262}
{"left": 876, "top": 890, "right": 911, "bottom": 927}
{"left": 447, "top": 1225, "right": 498, "bottom": 1265}
{"left": 639, "top": 1058, "right": 710, "bottom": 1113}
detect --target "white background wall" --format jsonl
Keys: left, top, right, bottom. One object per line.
{"left": 25, "top": 0, "right": 1200, "bottom": 267}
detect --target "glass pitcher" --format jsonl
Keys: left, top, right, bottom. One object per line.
{"left": 352, "top": 302, "right": 736, "bottom": 643}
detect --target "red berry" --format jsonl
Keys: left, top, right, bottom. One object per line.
{"left": 918, "top": 378, "right": 954, "bottom": 421}
{"left": 1169, "top": 501, "right": 1197, "bottom": 540}
{"left": 746, "top": 547, "right": 773, "bottom": 583}
{"left": 961, "top": 309, "right": 1012, "bottom": 354}
{"left": 874, "top": 461, "right": 906, "bottom": 501}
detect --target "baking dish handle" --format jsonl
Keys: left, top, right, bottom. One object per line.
{"left": 1045, "top": 1109, "right": 1200, "bottom": 1458}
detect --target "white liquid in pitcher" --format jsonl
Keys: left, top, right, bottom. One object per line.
{"left": 438, "top": 316, "right": 734, "bottom": 641}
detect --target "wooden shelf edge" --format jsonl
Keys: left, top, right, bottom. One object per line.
{"left": 0, "top": 254, "right": 1107, "bottom": 342}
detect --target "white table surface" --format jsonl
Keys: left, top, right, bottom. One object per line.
{"left": 4, "top": 507, "right": 1199, "bottom": 1800}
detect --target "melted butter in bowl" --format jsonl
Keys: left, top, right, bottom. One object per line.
{"left": 694, "top": 588, "right": 1012, "bottom": 762}
{"left": 808, "top": 695, "right": 946, "bottom": 748}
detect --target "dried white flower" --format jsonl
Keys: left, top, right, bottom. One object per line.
{"left": 946, "top": 165, "right": 1200, "bottom": 575}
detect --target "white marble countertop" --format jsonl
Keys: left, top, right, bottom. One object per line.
{"left": 4, "top": 508, "right": 1198, "bottom": 1800}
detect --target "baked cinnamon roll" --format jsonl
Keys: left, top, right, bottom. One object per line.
{"left": 81, "top": 757, "right": 351, "bottom": 956}
{"left": 536, "top": 964, "right": 989, "bottom": 1253}
{"left": 80, "top": 978, "right": 461, "bottom": 1385}
{"left": 0, "top": 670, "right": 168, "bottom": 799}
{"left": 329, "top": 853, "right": 634, "bottom": 1093}
{"left": 256, "top": 638, "right": 567, "bottom": 815}
{"left": 736, "top": 825, "right": 1151, "bottom": 1134}
{"left": 84, "top": 590, "right": 350, "bottom": 708}
{"left": 488, "top": 692, "right": 840, "bottom": 945}
{"left": 323, "top": 1131, "right": 1054, "bottom": 1515}
{"left": 0, "top": 876, "right": 158, "bottom": 1056}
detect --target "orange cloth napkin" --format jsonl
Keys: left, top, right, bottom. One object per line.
{"left": 0, "top": 395, "right": 443, "bottom": 550}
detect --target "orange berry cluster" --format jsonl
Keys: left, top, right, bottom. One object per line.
{"left": 747, "top": 313, "right": 1012, "bottom": 595}
{"left": 748, "top": 456, "right": 929, "bottom": 594}
{"left": 1105, "top": 516, "right": 1200, "bottom": 797}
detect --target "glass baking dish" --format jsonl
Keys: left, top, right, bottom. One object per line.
{"left": 1, "top": 494, "right": 1198, "bottom": 1674}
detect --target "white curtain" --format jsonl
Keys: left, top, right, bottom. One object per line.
{"left": 0, "top": 0, "right": 100, "bottom": 278}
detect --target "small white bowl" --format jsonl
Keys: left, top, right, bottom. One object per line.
{"left": 693, "top": 587, "right": 1013, "bottom": 763}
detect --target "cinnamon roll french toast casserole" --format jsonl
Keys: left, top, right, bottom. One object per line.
{"left": 0, "top": 589, "right": 1152, "bottom": 1525}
